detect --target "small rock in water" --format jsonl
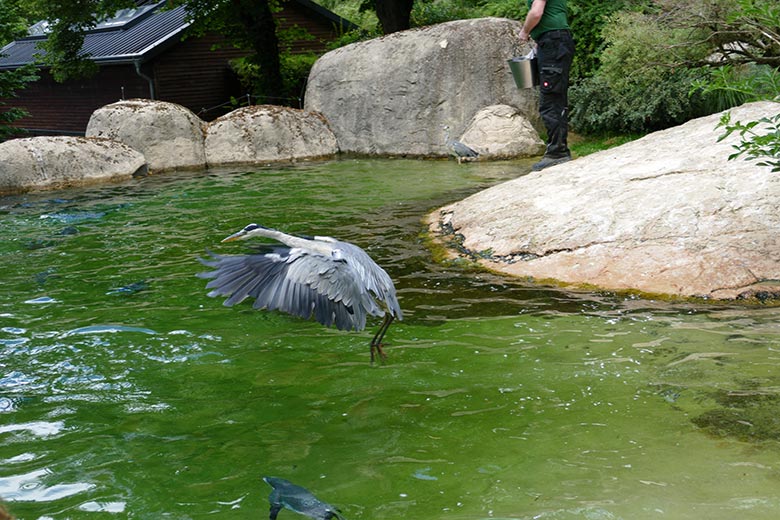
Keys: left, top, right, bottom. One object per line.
{"left": 106, "top": 281, "right": 149, "bottom": 295}
{"left": 23, "top": 238, "right": 55, "bottom": 250}
{"left": 34, "top": 268, "right": 57, "bottom": 285}
{"left": 59, "top": 226, "right": 79, "bottom": 235}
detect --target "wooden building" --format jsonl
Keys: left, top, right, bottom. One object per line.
{"left": 0, "top": 0, "right": 353, "bottom": 135}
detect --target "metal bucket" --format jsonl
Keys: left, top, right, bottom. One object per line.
{"left": 508, "top": 55, "right": 539, "bottom": 89}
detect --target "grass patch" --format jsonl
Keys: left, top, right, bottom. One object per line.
{"left": 569, "top": 132, "right": 644, "bottom": 158}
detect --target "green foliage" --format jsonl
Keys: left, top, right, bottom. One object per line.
{"left": 325, "top": 27, "right": 381, "bottom": 50}
{"left": 179, "top": 0, "right": 285, "bottom": 96}
{"left": 28, "top": 0, "right": 136, "bottom": 81}
{"left": 0, "top": 0, "right": 31, "bottom": 45}
{"left": 410, "top": 0, "right": 479, "bottom": 26}
{"left": 599, "top": 11, "right": 709, "bottom": 90}
{"left": 0, "top": 63, "right": 38, "bottom": 139}
{"left": 717, "top": 112, "right": 780, "bottom": 172}
{"left": 693, "top": 64, "right": 780, "bottom": 111}
{"left": 280, "top": 52, "right": 318, "bottom": 103}
{"left": 569, "top": 10, "right": 716, "bottom": 134}
{"left": 231, "top": 51, "right": 318, "bottom": 106}
{"left": 1, "top": 1, "right": 38, "bottom": 138}
{"left": 232, "top": 21, "right": 319, "bottom": 104}
{"left": 474, "top": 0, "right": 522, "bottom": 19}
{"left": 569, "top": 133, "right": 641, "bottom": 157}
{"left": 570, "top": 69, "right": 711, "bottom": 134}
{"left": 566, "top": 0, "right": 652, "bottom": 80}
{"left": 316, "top": 0, "right": 378, "bottom": 30}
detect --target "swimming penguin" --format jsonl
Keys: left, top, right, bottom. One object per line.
{"left": 263, "top": 477, "right": 345, "bottom": 520}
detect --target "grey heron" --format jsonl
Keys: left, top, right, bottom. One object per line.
{"left": 263, "top": 477, "right": 345, "bottom": 520}
{"left": 442, "top": 125, "right": 479, "bottom": 163}
{"left": 198, "top": 224, "right": 402, "bottom": 362}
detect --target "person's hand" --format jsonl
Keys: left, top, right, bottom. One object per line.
{"left": 519, "top": 29, "right": 530, "bottom": 43}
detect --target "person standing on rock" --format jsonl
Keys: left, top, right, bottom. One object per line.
{"left": 519, "top": 0, "right": 575, "bottom": 171}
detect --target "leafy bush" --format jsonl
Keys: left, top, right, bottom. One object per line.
{"left": 1, "top": 1, "right": 38, "bottom": 139}
{"left": 474, "top": 0, "right": 523, "bottom": 19}
{"left": 411, "top": 0, "right": 478, "bottom": 27}
{"left": 567, "top": 0, "right": 653, "bottom": 80}
{"left": 717, "top": 112, "right": 780, "bottom": 172}
{"left": 0, "top": 64, "right": 38, "bottom": 139}
{"left": 280, "top": 52, "right": 319, "bottom": 104}
{"left": 325, "top": 27, "right": 382, "bottom": 50}
{"left": 693, "top": 63, "right": 780, "bottom": 111}
{"left": 569, "top": 10, "right": 716, "bottom": 134}
{"left": 570, "top": 69, "right": 709, "bottom": 134}
{"left": 231, "top": 50, "right": 318, "bottom": 107}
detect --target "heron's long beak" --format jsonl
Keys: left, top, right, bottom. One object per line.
{"left": 221, "top": 230, "right": 247, "bottom": 242}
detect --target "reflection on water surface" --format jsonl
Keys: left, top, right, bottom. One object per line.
{"left": 1, "top": 160, "right": 779, "bottom": 519}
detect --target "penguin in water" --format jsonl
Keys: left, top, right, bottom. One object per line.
{"left": 264, "top": 477, "right": 345, "bottom": 520}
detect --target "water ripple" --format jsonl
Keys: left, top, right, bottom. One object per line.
{"left": 62, "top": 325, "right": 158, "bottom": 336}
{"left": 0, "top": 468, "right": 94, "bottom": 502}
{"left": 0, "top": 420, "right": 65, "bottom": 438}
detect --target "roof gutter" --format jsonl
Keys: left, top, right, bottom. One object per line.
{"left": 134, "top": 60, "right": 155, "bottom": 99}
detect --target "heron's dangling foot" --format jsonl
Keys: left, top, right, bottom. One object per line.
{"left": 370, "top": 342, "right": 387, "bottom": 364}
{"left": 370, "top": 314, "right": 395, "bottom": 364}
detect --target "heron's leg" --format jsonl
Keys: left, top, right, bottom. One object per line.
{"left": 370, "top": 314, "right": 395, "bottom": 363}
{"left": 269, "top": 504, "right": 281, "bottom": 520}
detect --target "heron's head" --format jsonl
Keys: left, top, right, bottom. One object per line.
{"left": 222, "top": 223, "right": 265, "bottom": 242}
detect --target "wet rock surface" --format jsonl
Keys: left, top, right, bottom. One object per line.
{"left": 428, "top": 101, "right": 780, "bottom": 301}
{"left": 204, "top": 105, "right": 338, "bottom": 166}
{"left": 0, "top": 136, "right": 147, "bottom": 195}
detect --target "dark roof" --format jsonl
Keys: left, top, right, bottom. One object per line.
{"left": 0, "top": 2, "right": 189, "bottom": 69}
{"left": 0, "top": 0, "right": 355, "bottom": 70}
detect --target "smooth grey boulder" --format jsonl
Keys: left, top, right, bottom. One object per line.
{"left": 304, "top": 17, "right": 537, "bottom": 157}
{"left": 204, "top": 105, "right": 338, "bottom": 166}
{"left": 428, "top": 101, "right": 780, "bottom": 300}
{"left": 460, "top": 104, "right": 545, "bottom": 159}
{"left": 86, "top": 99, "right": 206, "bottom": 172}
{"left": 0, "top": 136, "right": 147, "bottom": 195}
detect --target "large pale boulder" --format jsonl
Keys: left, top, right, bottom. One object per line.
{"left": 86, "top": 99, "right": 206, "bottom": 172}
{"left": 427, "top": 101, "right": 780, "bottom": 300}
{"left": 460, "top": 104, "right": 545, "bottom": 159}
{"left": 304, "top": 17, "right": 538, "bottom": 157}
{"left": 0, "top": 137, "right": 147, "bottom": 195}
{"left": 204, "top": 105, "right": 338, "bottom": 166}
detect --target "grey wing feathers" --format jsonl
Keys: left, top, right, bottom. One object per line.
{"left": 452, "top": 141, "right": 478, "bottom": 157}
{"left": 198, "top": 246, "right": 397, "bottom": 331}
{"left": 334, "top": 242, "right": 403, "bottom": 320}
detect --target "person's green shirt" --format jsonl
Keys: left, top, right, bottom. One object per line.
{"left": 526, "top": 0, "right": 569, "bottom": 40}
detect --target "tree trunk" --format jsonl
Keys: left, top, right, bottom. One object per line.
{"left": 232, "top": 0, "right": 283, "bottom": 102}
{"left": 374, "top": 0, "right": 413, "bottom": 34}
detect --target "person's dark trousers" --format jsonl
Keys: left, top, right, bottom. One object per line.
{"left": 536, "top": 29, "right": 575, "bottom": 159}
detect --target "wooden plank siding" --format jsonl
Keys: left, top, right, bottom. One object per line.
{"left": 152, "top": 34, "right": 248, "bottom": 120}
{"left": 9, "top": 66, "right": 150, "bottom": 134}
{"left": 2, "top": 1, "right": 351, "bottom": 136}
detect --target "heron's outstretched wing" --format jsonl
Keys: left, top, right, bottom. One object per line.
{"left": 197, "top": 248, "right": 384, "bottom": 331}
{"left": 330, "top": 241, "right": 403, "bottom": 321}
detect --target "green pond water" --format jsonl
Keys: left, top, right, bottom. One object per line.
{"left": 1, "top": 159, "right": 780, "bottom": 520}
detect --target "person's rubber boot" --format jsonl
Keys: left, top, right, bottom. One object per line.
{"left": 531, "top": 154, "right": 571, "bottom": 171}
